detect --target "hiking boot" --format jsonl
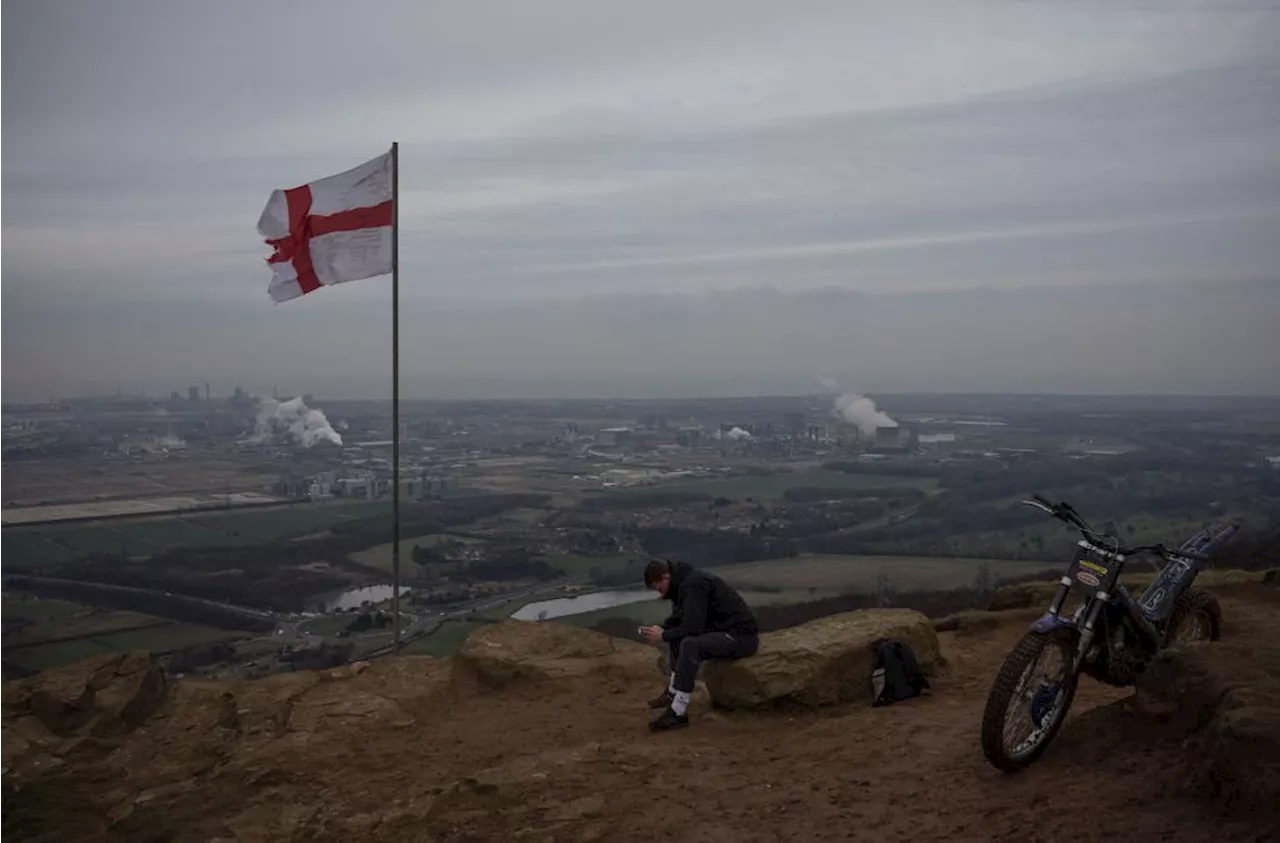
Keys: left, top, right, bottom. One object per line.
{"left": 647, "top": 690, "right": 674, "bottom": 710}
{"left": 649, "top": 707, "right": 689, "bottom": 732}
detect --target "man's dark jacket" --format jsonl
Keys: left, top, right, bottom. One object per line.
{"left": 659, "top": 560, "right": 758, "bottom": 643}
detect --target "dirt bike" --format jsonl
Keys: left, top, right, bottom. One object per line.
{"left": 980, "top": 495, "right": 1241, "bottom": 772}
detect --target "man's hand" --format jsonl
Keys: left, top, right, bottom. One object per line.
{"left": 639, "top": 625, "right": 665, "bottom": 645}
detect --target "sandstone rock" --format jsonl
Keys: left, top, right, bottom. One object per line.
{"left": 3, "top": 651, "right": 167, "bottom": 738}
{"left": 1134, "top": 641, "right": 1280, "bottom": 808}
{"left": 702, "top": 609, "right": 939, "bottom": 710}
{"left": 455, "top": 621, "right": 651, "bottom": 688}
{"left": 1199, "top": 685, "right": 1280, "bottom": 809}
{"left": 1132, "top": 642, "right": 1222, "bottom": 731}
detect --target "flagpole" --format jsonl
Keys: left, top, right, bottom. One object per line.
{"left": 391, "top": 140, "right": 402, "bottom": 653}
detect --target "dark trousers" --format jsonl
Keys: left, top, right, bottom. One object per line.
{"left": 668, "top": 631, "right": 759, "bottom": 693}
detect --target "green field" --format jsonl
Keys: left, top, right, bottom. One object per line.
{"left": 3, "top": 595, "right": 88, "bottom": 624}
{"left": 538, "top": 553, "right": 635, "bottom": 580}
{"left": 3, "top": 596, "right": 248, "bottom": 674}
{"left": 6, "top": 639, "right": 120, "bottom": 671}
{"left": 87, "top": 625, "right": 244, "bottom": 652}
{"left": 590, "top": 470, "right": 938, "bottom": 503}
{"left": 1, "top": 501, "right": 398, "bottom": 569}
{"left": 0, "top": 532, "right": 81, "bottom": 566}
{"left": 711, "top": 554, "right": 1053, "bottom": 594}
{"left": 3, "top": 595, "right": 165, "bottom": 642}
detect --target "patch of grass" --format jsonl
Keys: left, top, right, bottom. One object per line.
{"left": 7, "top": 639, "right": 118, "bottom": 672}
{"left": 2, "top": 594, "right": 88, "bottom": 624}
{"left": 298, "top": 614, "right": 357, "bottom": 637}
{"left": 115, "top": 518, "right": 257, "bottom": 549}
{"left": 591, "top": 471, "right": 938, "bottom": 503}
{"left": 0, "top": 501, "right": 404, "bottom": 569}
{"left": 712, "top": 554, "right": 1052, "bottom": 595}
{"left": 52, "top": 525, "right": 164, "bottom": 556}
{"left": 540, "top": 554, "right": 635, "bottom": 580}
{"left": 192, "top": 505, "right": 382, "bottom": 542}
{"left": 402, "top": 619, "right": 492, "bottom": 656}
{"left": 91, "top": 625, "right": 245, "bottom": 653}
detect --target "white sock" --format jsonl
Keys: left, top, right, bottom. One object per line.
{"left": 671, "top": 690, "right": 691, "bottom": 716}
{"left": 667, "top": 673, "right": 676, "bottom": 695}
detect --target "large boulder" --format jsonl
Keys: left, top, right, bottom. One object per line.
{"left": 702, "top": 609, "right": 939, "bottom": 710}
{"left": 454, "top": 620, "right": 652, "bottom": 688}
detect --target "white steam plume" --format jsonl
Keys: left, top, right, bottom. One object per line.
{"left": 724, "top": 426, "right": 753, "bottom": 441}
{"left": 253, "top": 397, "right": 343, "bottom": 447}
{"left": 833, "top": 392, "right": 897, "bottom": 438}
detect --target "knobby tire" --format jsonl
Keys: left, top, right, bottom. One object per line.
{"left": 981, "top": 627, "right": 1079, "bottom": 773}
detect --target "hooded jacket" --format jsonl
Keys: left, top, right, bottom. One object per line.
{"left": 659, "top": 560, "right": 759, "bottom": 642}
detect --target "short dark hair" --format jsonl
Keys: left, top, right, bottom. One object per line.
{"left": 643, "top": 558, "right": 670, "bottom": 587}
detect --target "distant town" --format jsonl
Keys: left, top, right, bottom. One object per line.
{"left": 4, "top": 389, "right": 1278, "bottom": 681}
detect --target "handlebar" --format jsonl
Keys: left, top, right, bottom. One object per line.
{"left": 1020, "top": 496, "right": 1213, "bottom": 563}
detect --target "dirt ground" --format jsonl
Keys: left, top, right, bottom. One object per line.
{"left": 5, "top": 588, "right": 1278, "bottom": 843}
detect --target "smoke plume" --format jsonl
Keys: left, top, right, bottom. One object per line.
{"left": 253, "top": 397, "right": 343, "bottom": 447}
{"left": 833, "top": 392, "right": 897, "bottom": 438}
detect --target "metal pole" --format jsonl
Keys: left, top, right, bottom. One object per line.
{"left": 391, "top": 141, "right": 401, "bottom": 653}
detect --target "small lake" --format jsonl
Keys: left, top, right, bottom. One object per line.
{"left": 313, "top": 584, "right": 412, "bottom": 613}
{"left": 511, "top": 588, "right": 656, "bottom": 621}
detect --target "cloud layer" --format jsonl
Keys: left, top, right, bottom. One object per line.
{"left": 4, "top": 0, "right": 1279, "bottom": 398}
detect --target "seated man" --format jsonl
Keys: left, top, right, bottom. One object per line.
{"left": 639, "top": 558, "right": 759, "bottom": 732}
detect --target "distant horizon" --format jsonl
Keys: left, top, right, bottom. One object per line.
{"left": 9, "top": 383, "right": 1280, "bottom": 408}
{"left": 4, "top": 279, "right": 1279, "bottom": 404}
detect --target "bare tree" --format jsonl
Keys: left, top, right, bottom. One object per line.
{"left": 874, "top": 568, "right": 896, "bottom": 608}
{"left": 972, "top": 562, "right": 992, "bottom": 608}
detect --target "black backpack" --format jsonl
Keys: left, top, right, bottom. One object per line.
{"left": 870, "top": 637, "right": 930, "bottom": 706}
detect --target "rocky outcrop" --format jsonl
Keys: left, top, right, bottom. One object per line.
{"left": 1134, "top": 639, "right": 1280, "bottom": 809}
{"left": 455, "top": 620, "right": 652, "bottom": 688}
{"left": 3, "top": 653, "right": 452, "bottom": 841}
{"left": 2, "top": 650, "right": 167, "bottom": 744}
{"left": 702, "top": 609, "right": 940, "bottom": 710}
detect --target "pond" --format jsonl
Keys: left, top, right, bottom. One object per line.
{"left": 313, "top": 584, "right": 412, "bottom": 613}
{"left": 511, "top": 588, "right": 656, "bottom": 621}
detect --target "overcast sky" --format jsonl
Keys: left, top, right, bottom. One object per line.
{"left": 4, "top": 0, "right": 1280, "bottom": 401}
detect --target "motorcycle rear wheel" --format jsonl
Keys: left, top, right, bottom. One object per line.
{"left": 1163, "top": 587, "right": 1221, "bottom": 646}
{"left": 981, "top": 627, "right": 1079, "bottom": 772}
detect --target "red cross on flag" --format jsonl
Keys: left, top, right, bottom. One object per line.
{"left": 257, "top": 148, "right": 395, "bottom": 302}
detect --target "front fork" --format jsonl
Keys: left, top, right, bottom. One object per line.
{"left": 1072, "top": 597, "right": 1107, "bottom": 675}
{"left": 1036, "top": 576, "right": 1106, "bottom": 678}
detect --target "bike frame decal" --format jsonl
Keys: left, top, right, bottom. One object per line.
{"left": 1064, "top": 541, "right": 1123, "bottom": 599}
{"left": 1137, "top": 556, "right": 1194, "bottom": 623}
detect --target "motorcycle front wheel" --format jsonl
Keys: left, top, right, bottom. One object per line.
{"left": 981, "top": 627, "right": 1079, "bottom": 772}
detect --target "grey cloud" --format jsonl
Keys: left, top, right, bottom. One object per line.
{"left": 3, "top": 0, "right": 1280, "bottom": 398}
